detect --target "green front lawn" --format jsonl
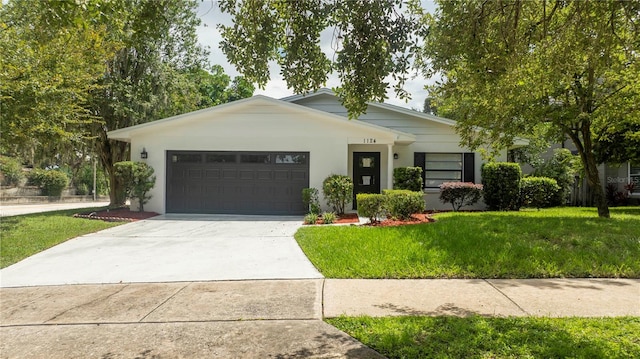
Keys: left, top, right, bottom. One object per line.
{"left": 328, "top": 316, "right": 640, "bottom": 359}
{"left": 295, "top": 207, "right": 640, "bottom": 278}
{"left": 0, "top": 208, "right": 123, "bottom": 268}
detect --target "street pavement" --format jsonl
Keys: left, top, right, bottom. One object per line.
{"left": 1, "top": 278, "right": 638, "bottom": 358}
{"left": 0, "top": 201, "right": 110, "bottom": 217}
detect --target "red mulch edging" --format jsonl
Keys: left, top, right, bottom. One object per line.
{"left": 365, "top": 213, "right": 435, "bottom": 227}
{"left": 74, "top": 207, "right": 159, "bottom": 222}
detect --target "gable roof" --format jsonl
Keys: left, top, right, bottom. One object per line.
{"left": 107, "top": 94, "right": 416, "bottom": 144}
{"left": 281, "top": 88, "right": 458, "bottom": 127}
{"left": 282, "top": 88, "right": 529, "bottom": 147}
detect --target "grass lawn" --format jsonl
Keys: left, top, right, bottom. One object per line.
{"left": 328, "top": 316, "right": 640, "bottom": 359}
{"left": 0, "top": 207, "right": 123, "bottom": 268}
{"left": 295, "top": 207, "right": 640, "bottom": 278}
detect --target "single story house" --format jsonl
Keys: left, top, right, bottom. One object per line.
{"left": 107, "top": 89, "right": 522, "bottom": 215}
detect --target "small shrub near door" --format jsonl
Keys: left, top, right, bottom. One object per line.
{"left": 322, "top": 212, "right": 337, "bottom": 224}
{"left": 304, "top": 212, "right": 319, "bottom": 225}
{"left": 356, "top": 193, "right": 386, "bottom": 223}
{"left": 439, "top": 182, "right": 483, "bottom": 211}
{"left": 520, "top": 177, "right": 561, "bottom": 209}
{"left": 383, "top": 189, "right": 425, "bottom": 220}
{"left": 322, "top": 174, "right": 353, "bottom": 215}
{"left": 482, "top": 162, "right": 522, "bottom": 211}
{"left": 393, "top": 167, "right": 423, "bottom": 191}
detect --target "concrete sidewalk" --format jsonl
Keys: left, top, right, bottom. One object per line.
{"left": 1, "top": 278, "right": 638, "bottom": 358}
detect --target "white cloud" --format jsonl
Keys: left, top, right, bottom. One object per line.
{"left": 196, "top": 0, "right": 437, "bottom": 111}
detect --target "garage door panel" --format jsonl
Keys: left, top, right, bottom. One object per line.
{"left": 167, "top": 151, "right": 309, "bottom": 214}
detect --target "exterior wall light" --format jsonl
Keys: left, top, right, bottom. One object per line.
{"left": 141, "top": 148, "right": 148, "bottom": 159}
{"left": 393, "top": 153, "right": 399, "bottom": 160}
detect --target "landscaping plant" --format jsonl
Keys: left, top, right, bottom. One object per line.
{"left": 0, "top": 156, "right": 24, "bottom": 186}
{"left": 439, "top": 182, "right": 483, "bottom": 211}
{"left": 302, "top": 187, "right": 321, "bottom": 215}
{"left": 27, "top": 168, "right": 69, "bottom": 197}
{"left": 322, "top": 174, "right": 353, "bottom": 215}
{"left": 382, "top": 189, "right": 425, "bottom": 220}
{"left": 114, "top": 161, "right": 156, "bottom": 212}
{"left": 520, "top": 176, "right": 560, "bottom": 209}
{"left": 322, "top": 212, "right": 337, "bottom": 224}
{"left": 356, "top": 193, "right": 386, "bottom": 223}
{"left": 393, "top": 167, "right": 423, "bottom": 191}
{"left": 304, "top": 212, "right": 319, "bottom": 225}
{"left": 482, "top": 162, "right": 522, "bottom": 211}
{"left": 532, "top": 148, "right": 578, "bottom": 206}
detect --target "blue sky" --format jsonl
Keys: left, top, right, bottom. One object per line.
{"left": 195, "top": 1, "right": 437, "bottom": 110}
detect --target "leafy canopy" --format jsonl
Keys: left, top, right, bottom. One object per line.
{"left": 218, "top": 0, "right": 423, "bottom": 118}
{"left": 422, "top": 0, "right": 640, "bottom": 218}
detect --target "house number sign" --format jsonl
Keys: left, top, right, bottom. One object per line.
{"left": 363, "top": 138, "right": 377, "bottom": 144}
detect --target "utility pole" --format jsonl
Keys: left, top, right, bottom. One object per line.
{"left": 93, "top": 156, "right": 97, "bottom": 202}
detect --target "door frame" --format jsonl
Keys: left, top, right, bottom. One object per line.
{"left": 352, "top": 151, "right": 381, "bottom": 209}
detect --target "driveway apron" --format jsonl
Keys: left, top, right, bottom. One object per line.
{"left": 0, "top": 214, "right": 322, "bottom": 287}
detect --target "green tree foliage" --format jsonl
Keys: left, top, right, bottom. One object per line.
{"left": 532, "top": 148, "right": 578, "bottom": 206}
{"left": 594, "top": 118, "right": 640, "bottom": 164}
{"left": 114, "top": 161, "right": 156, "bottom": 212}
{"left": 191, "top": 65, "right": 255, "bottom": 108}
{"left": 218, "top": 0, "right": 422, "bottom": 118}
{"left": 0, "top": 0, "right": 118, "bottom": 162}
{"left": 422, "top": 0, "right": 640, "bottom": 218}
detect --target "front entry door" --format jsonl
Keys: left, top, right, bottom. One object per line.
{"left": 353, "top": 152, "right": 381, "bottom": 209}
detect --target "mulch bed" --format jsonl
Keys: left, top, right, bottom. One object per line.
{"left": 365, "top": 213, "right": 435, "bottom": 227}
{"left": 74, "top": 207, "right": 159, "bottom": 222}
{"left": 308, "top": 212, "right": 360, "bottom": 225}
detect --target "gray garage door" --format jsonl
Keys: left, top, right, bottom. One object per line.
{"left": 166, "top": 151, "right": 309, "bottom": 215}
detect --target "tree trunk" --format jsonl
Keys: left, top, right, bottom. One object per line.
{"left": 567, "top": 124, "right": 610, "bottom": 218}
{"left": 97, "top": 133, "right": 129, "bottom": 207}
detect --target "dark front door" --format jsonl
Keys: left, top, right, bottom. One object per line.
{"left": 353, "top": 152, "right": 381, "bottom": 209}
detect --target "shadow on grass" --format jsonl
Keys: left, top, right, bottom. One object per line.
{"left": 329, "top": 316, "right": 640, "bottom": 359}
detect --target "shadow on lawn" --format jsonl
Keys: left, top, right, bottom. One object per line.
{"left": 345, "top": 316, "right": 639, "bottom": 358}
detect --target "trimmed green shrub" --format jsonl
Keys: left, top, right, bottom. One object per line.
{"left": 393, "top": 167, "right": 423, "bottom": 191}
{"left": 28, "top": 169, "right": 69, "bottom": 197}
{"left": 302, "top": 188, "right": 321, "bottom": 215}
{"left": 520, "top": 176, "right": 561, "bottom": 209}
{"left": 383, "top": 189, "right": 425, "bottom": 220}
{"left": 482, "top": 162, "right": 522, "bottom": 211}
{"left": 75, "top": 183, "right": 90, "bottom": 195}
{"left": 439, "top": 182, "right": 484, "bottom": 211}
{"left": 322, "top": 174, "right": 353, "bottom": 215}
{"left": 304, "top": 212, "right": 319, "bottom": 225}
{"left": 322, "top": 212, "right": 337, "bottom": 224}
{"left": 532, "top": 148, "right": 577, "bottom": 206}
{"left": 0, "top": 156, "right": 24, "bottom": 186}
{"left": 357, "top": 193, "right": 386, "bottom": 223}
{"left": 114, "top": 161, "right": 156, "bottom": 212}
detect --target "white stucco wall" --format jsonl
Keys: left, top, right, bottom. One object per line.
{"left": 124, "top": 100, "right": 398, "bottom": 214}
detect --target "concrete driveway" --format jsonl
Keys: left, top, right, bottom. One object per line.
{"left": 0, "top": 214, "right": 322, "bottom": 287}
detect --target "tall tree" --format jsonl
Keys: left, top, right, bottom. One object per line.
{"left": 88, "top": 0, "right": 209, "bottom": 205}
{"left": 0, "top": 0, "right": 117, "bottom": 165}
{"left": 422, "top": 0, "right": 640, "bottom": 218}
{"left": 218, "top": 0, "right": 422, "bottom": 118}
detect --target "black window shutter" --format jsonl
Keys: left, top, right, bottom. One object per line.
{"left": 463, "top": 152, "right": 475, "bottom": 182}
{"left": 414, "top": 152, "right": 426, "bottom": 187}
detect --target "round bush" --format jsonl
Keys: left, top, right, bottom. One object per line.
{"left": 322, "top": 174, "right": 353, "bottom": 215}
{"left": 0, "top": 156, "right": 24, "bottom": 186}
{"left": 520, "top": 176, "right": 561, "bottom": 209}
{"left": 357, "top": 193, "right": 386, "bottom": 223}
{"left": 383, "top": 189, "right": 425, "bottom": 220}
{"left": 439, "top": 182, "right": 483, "bottom": 211}
{"left": 28, "top": 169, "right": 69, "bottom": 196}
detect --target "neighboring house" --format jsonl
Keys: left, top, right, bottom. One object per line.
{"left": 107, "top": 89, "right": 523, "bottom": 215}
